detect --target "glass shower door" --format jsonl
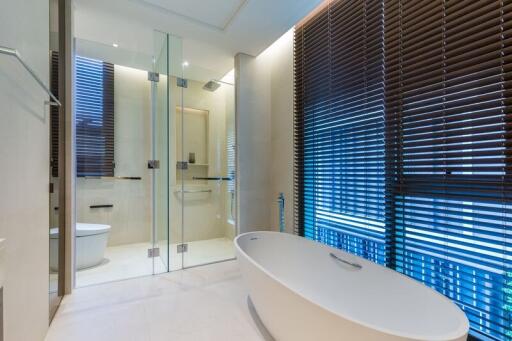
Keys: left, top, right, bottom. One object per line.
{"left": 151, "top": 31, "right": 169, "bottom": 274}
{"left": 167, "top": 33, "right": 185, "bottom": 271}
{"left": 165, "top": 34, "right": 236, "bottom": 270}
{"left": 72, "top": 32, "right": 174, "bottom": 286}
{"left": 178, "top": 75, "right": 236, "bottom": 268}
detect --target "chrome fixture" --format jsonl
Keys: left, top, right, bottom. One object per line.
{"left": 147, "top": 160, "right": 160, "bottom": 169}
{"left": 147, "top": 71, "right": 159, "bottom": 82}
{"left": 82, "top": 176, "right": 142, "bottom": 180}
{"left": 147, "top": 247, "right": 160, "bottom": 258}
{"left": 0, "top": 45, "right": 61, "bottom": 107}
{"left": 278, "top": 193, "right": 285, "bottom": 232}
{"left": 177, "top": 77, "right": 188, "bottom": 88}
{"left": 177, "top": 244, "right": 188, "bottom": 253}
{"left": 89, "top": 204, "right": 114, "bottom": 209}
{"left": 193, "top": 176, "right": 231, "bottom": 181}
{"left": 202, "top": 80, "right": 221, "bottom": 92}
{"left": 329, "top": 252, "right": 362, "bottom": 270}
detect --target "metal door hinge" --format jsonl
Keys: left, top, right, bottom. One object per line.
{"left": 148, "top": 247, "right": 160, "bottom": 258}
{"left": 148, "top": 160, "right": 160, "bottom": 169}
{"left": 176, "top": 161, "right": 188, "bottom": 170}
{"left": 177, "top": 77, "right": 188, "bottom": 88}
{"left": 177, "top": 244, "right": 188, "bottom": 253}
{"left": 148, "top": 72, "right": 160, "bottom": 82}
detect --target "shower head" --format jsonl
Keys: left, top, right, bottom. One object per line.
{"left": 202, "top": 80, "right": 221, "bottom": 92}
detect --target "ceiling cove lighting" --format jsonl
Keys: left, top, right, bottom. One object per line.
{"left": 220, "top": 69, "right": 235, "bottom": 85}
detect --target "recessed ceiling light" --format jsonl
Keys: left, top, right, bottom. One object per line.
{"left": 112, "top": 43, "right": 119, "bottom": 48}
{"left": 182, "top": 61, "right": 189, "bottom": 67}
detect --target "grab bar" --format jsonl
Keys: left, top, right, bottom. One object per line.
{"left": 174, "top": 189, "right": 212, "bottom": 194}
{"left": 81, "top": 176, "right": 142, "bottom": 180}
{"left": 90, "top": 204, "right": 114, "bottom": 209}
{"left": 193, "top": 176, "right": 231, "bottom": 181}
{"left": 329, "top": 252, "right": 362, "bottom": 270}
{"left": 0, "top": 45, "right": 61, "bottom": 107}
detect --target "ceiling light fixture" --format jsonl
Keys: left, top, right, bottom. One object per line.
{"left": 182, "top": 61, "right": 189, "bottom": 67}
{"left": 112, "top": 43, "right": 119, "bottom": 48}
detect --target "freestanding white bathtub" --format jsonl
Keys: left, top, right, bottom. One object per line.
{"left": 50, "top": 223, "right": 111, "bottom": 271}
{"left": 235, "top": 231, "right": 469, "bottom": 341}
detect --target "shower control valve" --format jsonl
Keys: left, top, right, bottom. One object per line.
{"left": 148, "top": 160, "right": 160, "bottom": 169}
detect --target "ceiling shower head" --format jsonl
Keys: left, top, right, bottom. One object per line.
{"left": 202, "top": 80, "right": 221, "bottom": 92}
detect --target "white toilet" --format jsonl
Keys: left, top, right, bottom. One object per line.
{"left": 50, "top": 223, "right": 111, "bottom": 271}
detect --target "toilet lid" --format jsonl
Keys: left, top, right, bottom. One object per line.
{"left": 50, "top": 223, "right": 111, "bottom": 238}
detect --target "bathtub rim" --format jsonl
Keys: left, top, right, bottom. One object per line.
{"left": 235, "top": 231, "right": 469, "bottom": 341}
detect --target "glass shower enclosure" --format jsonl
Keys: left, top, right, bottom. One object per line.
{"left": 160, "top": 34, "right": 238, "bottom": 270}
{"left": 73, "top": 31, "right": 170, "bottom": 286}
{"left": 72, "top": 30, "right": 236, "bottom": 287}
{"left": 174, "top": 78, "right": 236, "bottom": 269}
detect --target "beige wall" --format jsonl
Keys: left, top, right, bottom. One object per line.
{"left": 266, "top": 30, "right": 294, "bottom": 233}
{"left": 235, "top": 29, "right": 294, "bottom": 234}
{"left": 0, "top": 1, "right": 50, "bottom": 340}
{"left": 235, "top": 53, "right": 272, "bottom": 233}
{"left": 76, "top": 65, "right": 152, "bottom": 246}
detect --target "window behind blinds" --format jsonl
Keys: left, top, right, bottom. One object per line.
{"left": 294, "top": 0, "right": 512, "bottom": 339}
{"left": 294, "top": 0, "right": 388, "bottom": 264}
{"left": 75, "top": 56, "right": 115, "bottom": 177}
{"left": 227, "top": 131, "right": 236, "bottom": 193}
{"left": 50, "top": 52, "right": 60, "bottom": 178}
{"left": 385, "top": 1, "right": 512, "bottom": 339}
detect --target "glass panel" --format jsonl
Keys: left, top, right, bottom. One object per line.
{"left": 74, "top": 39, "right": 162, "bottom": 286}
{"left": 168, "top": 34, "right": 184, "bottom": 271}
{"left": 152, "top": 31, "right": 169, "bottom": 274}
{"left": 49, "top": 0, "right": 62, "bottom": 319}
{"left": 178, "top": 66, "right": 237, "bottom": 268}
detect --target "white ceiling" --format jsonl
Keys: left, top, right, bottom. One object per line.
{"left": 73, "top": 0, "right": 323, "bottom": 81}
{"left": 140, "top": 0, "right": 247, "bottom": 30}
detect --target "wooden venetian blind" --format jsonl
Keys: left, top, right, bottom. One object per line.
{"left": 294, "top": 0, "right": 387, "bottom": 264}
{"left": 295, "top": 0, "right": 512, "bottom": 339}
{"left": 50, "top": 52, "right": 60, "bottom": 177}
{"left": 385, "top": 0, "right": 512, "bottom": 339}
{"left": 75, "top": 56, "right": 115, "bottom": 177}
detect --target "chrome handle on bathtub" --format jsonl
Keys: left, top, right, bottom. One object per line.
{"left": 329, "top": 252, "right": 362, "bottom": 270}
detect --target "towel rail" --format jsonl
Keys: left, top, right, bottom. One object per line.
{"left": 192, "top": 176, "right": 231, "bottom": 181}
{"left": 174, "top": 189, "right": 212, "bottom": 194}
{"left": 0, "top": 45, "right": 61, "bottom": 107}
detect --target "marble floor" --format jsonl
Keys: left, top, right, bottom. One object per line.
{"left": 76, "top": 238, "right": 235, "bottom": 287}
{"left": 46, "top": 260, "right": 268, "bottom": 341}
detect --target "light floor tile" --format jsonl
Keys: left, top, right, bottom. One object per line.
{"left": 46, "top": 261, "right": 266, "bottom": 341}
{"left": 76, "top": 238, "right": 235, "bottom": 287}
